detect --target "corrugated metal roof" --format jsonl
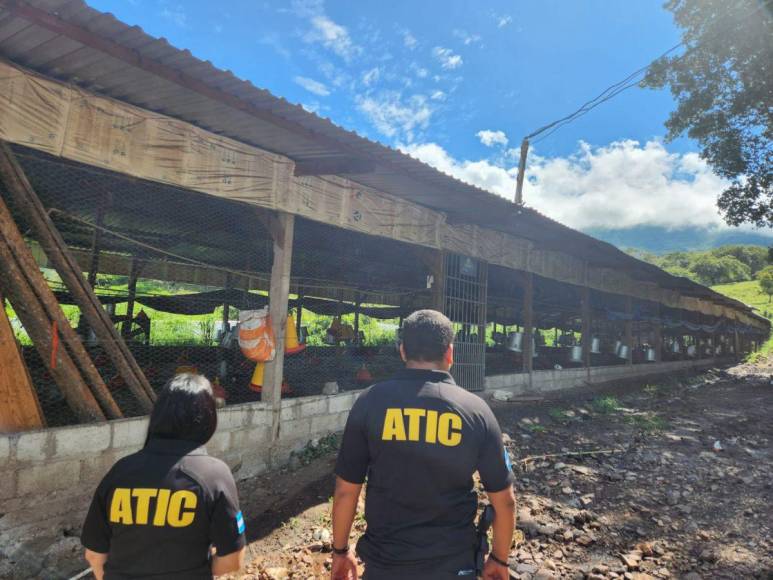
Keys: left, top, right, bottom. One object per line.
{"left": 0, "top": 0, "right": 764, "bottom": 322}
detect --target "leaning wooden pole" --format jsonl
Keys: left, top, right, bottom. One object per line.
{"left": 0, "top": 142, "right": 155, "bottom": 409}
{"left": 0, "top": 240, "right": 106, "bottom": 422}
{"left": 0, "top": 195, "right": 123, "bottom": 419}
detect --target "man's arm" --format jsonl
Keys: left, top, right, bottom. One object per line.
{"left": 487, "top": 486, "right": 516, "bottom": 562}
{"left": 332, "top": 477, "right": 362, "bottom": 549}
{"left": 330, "top": 477, "right": 362, "bottom": 580}
{"left": 212, "top": 546, "right": 246, "bottom": 577}
{"left": 84, "top": 549, "right": 107, "bottom": 580}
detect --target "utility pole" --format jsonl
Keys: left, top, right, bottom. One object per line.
{"left": 514, "top": 138, "right": 530, "bottom": 206}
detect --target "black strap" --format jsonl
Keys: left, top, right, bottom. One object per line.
{"left": 332, "top": 545, "right": 350, "bottom": 556}
{"left": 489, "top": 552, "right": 509, "bottom": 567}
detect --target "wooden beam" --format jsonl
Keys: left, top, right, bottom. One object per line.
{"left": 581, "top": 286, "right": 591, "bottom": 368}
{"left": 0, "top": 192, "right": 121, "bottom": 419}
{"left": 624, "top": 296, "right": 633, "bottom": 366}
{"left": 293, "top": 157, "right": 376, "bottom": 176}
{"left": 0, "top": 295, "right": 45, "bottom": 432}
{"left": 522, "top": 272, "right": 534, "bottom": 375}
{"left": 0, "top": 229, "right": 106, "bottom": 422}
{"left": 653, "top": 304, "right": 663, "bottom": 362}
{"left": 262, "top": 212, "right": 294, "bottom": 441}
{"left": 121, "top": 257, "right": 140, "bottom": 338}
{"left": 0, "top": 142, "right": 155, "bottom": 410}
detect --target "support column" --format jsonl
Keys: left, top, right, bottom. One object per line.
{"left": 122, "top": 257, "right": 140, "bottom": 338}
{"left": 354, "top": 293, "right": 361, "bottom": 344}
{"left": 581, "top": 286, "right": 591, "bottom": 368}
{"left": 653, "top": 304, "right": 663, "bottom": 362}
{"left": 262, "top": 212, "right": 294, "bottom": 442}
{"left": 624, "top": 296, "right": 633, "bottom": 366}
{"left": 734, "top": 323, "right": 740, "bottom": 359}
{"left": 522, "top": 272, "right": 534, "bottom": 379}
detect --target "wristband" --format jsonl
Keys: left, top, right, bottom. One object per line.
{"left": 332, "top": 544, "right": 350, "bottom": 556}
{"left": 488, "top": 552, "right": 509, "bottom": 567}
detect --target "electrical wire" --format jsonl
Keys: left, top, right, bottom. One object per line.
{"left": 526, "top": 0, "right": 769, "bottom": 144}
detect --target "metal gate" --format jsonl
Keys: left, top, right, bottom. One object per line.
{"left": 445, "top": 253, "right": 487, "bottom": 391}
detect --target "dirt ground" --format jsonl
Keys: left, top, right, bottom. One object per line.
{"left": 229, "top": 360, "right": 773, "bottom": 580}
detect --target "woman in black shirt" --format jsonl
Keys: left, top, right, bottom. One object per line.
{"left": 82, "top": 373, "right": 246, "bottom": 579}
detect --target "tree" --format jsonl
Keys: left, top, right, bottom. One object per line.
{"left": 757, "top": 266, "right": 773, "bottom": 302}
{"left": 711, "top": 245, "right": 768, "bottom": 275}
{"left": 643, "top": 0, "right": 773, "bottom": 227}
{"left": 691, "top": 254, "right": 751, "bottom": 285}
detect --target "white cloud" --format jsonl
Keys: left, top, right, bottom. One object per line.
{"left": 496, "top": 15, "right": 512, "bottom": 28}
{"left": 453, "top": 29, "right": 481, "bottom": 46}
{"left": 160, "top": 5, "right": 187, "bottom": 27}
{"left": 410, "top": 62, "right": 429, "bottom": 78}
{"left": 403, "top": 30, "right": 418, "bottom": 49}
{"left": 432, "top": 46, "right": 463, "bottom": 70}
{"left": 294, "top": 76, "right": 331, "bottom": 96}
{"left": 357, "top": 91, "right": 433, "bottom": 142}
{"left": 430, "top": 90, "right": 446, "bottom": 101}
{"left": 477, "top": 129, "right": 509, "bottom": 147}
{"left": 362, "top": 67, "right": 380, "bottom": 87}
{"left": 293, "top": 0, "right": 361, "bottom": 61}
{"left": 402, "top": 139, "right": 749, "bottom": 232}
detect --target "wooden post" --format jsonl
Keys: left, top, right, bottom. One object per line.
{"left": 0, "top": 239, "right": 107, "bottom": 422}
{"left": 653, "top": 304, "right": 663, "bottom": 363}
{"left": 624, "top": 296, "right": 633, "bottom": 366}
{"left": 581, "top": 286, "right": 591, "bottom": 368}
{"left": 734, "top": 323, "right": 740, "bottom": 358}
{"left": 354, "top": 293, "right": 361, "bottom": 344}
{"left": 0, "top": 143, "right": 154, "bottom": 409}
{"left": 122, "top": 257, "right": 140, "bottom": 338}
{"left": 262, "top": 212, "right": 294, "bottom": 442}
{"left": 296, "top": 290, "right": 304, "bottom": 338}
{"left": 522, "top": 272, "right": 534, "bottom": 377}
{"left": 0, "top": 194, "right": 121, "bottom": 419}
{"left": 0, "top": 293, "right": 45, "bottom": 432}
{"left": 87, "top": 192, "right": 110, "bottom": 288}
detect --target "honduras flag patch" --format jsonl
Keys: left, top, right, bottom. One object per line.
{"left": 236, "top": 511, "right": 245, "bottom": 535}
{"left": 504, "top": 449, "right": 513, "bottom": 471}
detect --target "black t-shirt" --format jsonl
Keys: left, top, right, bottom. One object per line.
{"left": 81, "top": 438, "right": 246, "bottom": 579}
{"left": 335, "top": 369, "right": 514, "bottom": 570}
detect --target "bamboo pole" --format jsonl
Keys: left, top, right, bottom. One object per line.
{"left": 0, "top": 142, "right": 154, "bottom": 409}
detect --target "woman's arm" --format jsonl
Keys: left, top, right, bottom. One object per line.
{"left": 212, "top": 546, "right": 246, "bottom": 576}
{"left": 84, "top": 549, "right": 108, "bottom": 580}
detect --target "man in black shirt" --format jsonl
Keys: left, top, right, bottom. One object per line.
{"left": 331, "top": 310, "right": 516, "bottom": 580}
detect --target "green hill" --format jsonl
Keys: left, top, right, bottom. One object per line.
{"left": 711, "top": 280, "right": 773, "bottom": 320}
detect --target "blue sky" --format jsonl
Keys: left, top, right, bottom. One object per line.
{"left": 87, "top": 0, "right": 763, "bottom": 237}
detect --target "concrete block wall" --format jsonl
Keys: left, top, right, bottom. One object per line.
{"left": 485, "top": 358, "right": 725, "bottom": 395}
{"left": 0, "top": 391, "right": 360, "bottom": 553}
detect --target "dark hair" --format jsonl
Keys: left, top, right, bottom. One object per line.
{"left": 145, "top": 374, "right": 217, "bottom": 446}
{"left": 401, "top": 309, "right": 455, "bottom": 362}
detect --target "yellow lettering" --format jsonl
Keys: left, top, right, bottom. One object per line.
{"left": 132, "top": 488, "right": 158, "bottom": 525}
{"left": 166, "top": 490, "right": 198, "bottom": 527}
{"left": 438, "top": 413, "right": 462, "bottom": 447}
{"left": 153, "top": 489, "right": 171, "bottom": 526}
{"left": 425, "top": 410, "right": 438, "bottom": 444}
{"left": 109, "top": 488, "right": 133, "bottom": 524}
{"left": 381, "top": 408, "right": 407, "bottom": 441}
{"left": 403, "top": 408, "right": 426, "bottom": 441}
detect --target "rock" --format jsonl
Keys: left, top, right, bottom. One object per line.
{"left": 570, "top": 465, "right": 592, "bottom": 476}
{"left": 534, "top": 569, "right": 558, "bottom": 580}
{"left": 265, "top": 568, "right": 289, "bottom": 580}
{"left": 620, "top": 550, "right": 643, "bottom": 570}
{"left": 536, "top": 523, "right": 560, "bottom": 536}
{"left": 683, "top": 573, "right": 703, "bottom": 580}
{"left": 492, "top": 390, "right": 514, "bottom": 402}
{"left": 698, "top": 549, "right": 718, "bottom": 563}
{"left": 515, "top": 563, "right": 538, "bottom": 575}
{"left": 666, "top": 490, "right": 680, "bottom": 506}
{"left": 322, "top": 381, "right": 339, "bottom": 395}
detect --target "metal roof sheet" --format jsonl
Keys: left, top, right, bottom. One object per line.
{"left": 0, "top": 0, "right": 765, "bottom": 323}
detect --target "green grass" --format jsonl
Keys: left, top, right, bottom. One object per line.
{"left": 592, "top": 395, "right": 621, "bottom": 414}
{"left": 711, "top": 280, "right": 773, "bottom": 362}
{"left": 711, "top": 280, "right": 773, "bottom": 319}
{"left": 625, "top": 413, "right": 668, "bottom": 432}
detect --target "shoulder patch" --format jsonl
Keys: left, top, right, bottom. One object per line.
{"left": 504, "top": 449, "right": 513, "bottom": 471}
{"left": 236, "top": 511, "right": 245, "bottom": 535}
